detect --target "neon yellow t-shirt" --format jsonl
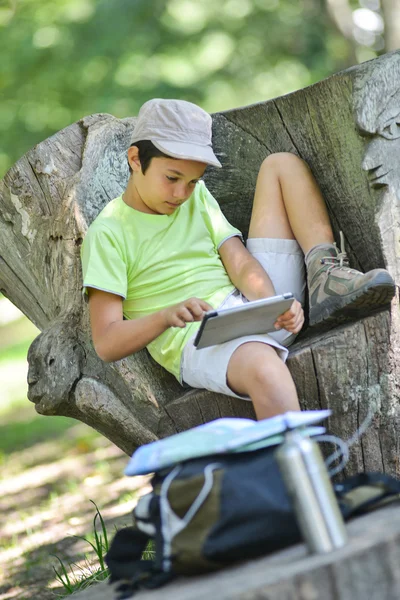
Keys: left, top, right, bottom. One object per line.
{"left": 81, "top": 181, "right": 242, "bottom": 380}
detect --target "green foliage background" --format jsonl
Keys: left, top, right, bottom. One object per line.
{"left": 0, "top": 0, "right": 354, "bottom": 177}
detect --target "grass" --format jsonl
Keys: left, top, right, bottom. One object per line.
{"left": 0, "top": 414, "right": 78, "bottom": 456}
{"left": 0, "top": 308, "right": 79, "bottom": 456}
{"left": 142, "top": 540, "right": 156, "bottom": 561}
{"left": 53, "top": 502, "right": 110, "bottom": 597}
{"left": 52, "top": 502, "right": 156, "bottom": 597}
{"left": 0, "top": 303, "right": 151, "bottom": 599}
{"left": 0, "top": 312, "right": 39, "bottom": 354}
{"left": 0, "top": 337, "right": 33, "bottom": 364}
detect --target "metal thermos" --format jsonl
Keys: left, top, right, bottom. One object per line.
{"left": 275, "top": 429, "right": 348, "bottom": 554}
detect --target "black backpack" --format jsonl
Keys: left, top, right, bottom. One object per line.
{"left": 106, "top": 445, "right": 400, "bottom": 599}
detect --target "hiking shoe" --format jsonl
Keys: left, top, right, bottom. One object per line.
{"left": 306, "top": 232, "right": 396, "bottom": 326}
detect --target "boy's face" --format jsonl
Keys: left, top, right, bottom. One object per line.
{"left": 128, "top": 151, "right": 207, "bottom": 215}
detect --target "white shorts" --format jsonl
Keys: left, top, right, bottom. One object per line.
{"left": 180, "top": 238, "right": 306, "bottom": 400}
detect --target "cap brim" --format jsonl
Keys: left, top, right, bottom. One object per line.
{"left": 152, "top": 139, "right": 222, "bottom": 168}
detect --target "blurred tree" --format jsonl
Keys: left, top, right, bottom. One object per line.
{"left": 381, "top": 0, "right": 400, "bottom": 51}
{"left": 0, "top": 0, "right": 381, "bottom": 177}
{"left": 327, "top": 0, "right": 398, "bottom": 59}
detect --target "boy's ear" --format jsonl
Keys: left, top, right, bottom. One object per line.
{"left": 127, "top": 145, "right": 141, "bottom": 172}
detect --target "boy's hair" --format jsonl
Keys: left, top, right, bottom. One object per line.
{"left": 128, "top": 140, "right": 175, "bottom": 175}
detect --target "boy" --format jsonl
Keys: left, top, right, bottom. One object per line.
{"left": 81, "top": 99, "right": 395, "bottom": 420}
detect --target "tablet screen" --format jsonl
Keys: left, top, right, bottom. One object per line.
{"left": 194, "top": 293, "right": 294, "bottom": 349}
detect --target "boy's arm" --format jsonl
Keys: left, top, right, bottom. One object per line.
{"left": 218, "top": 236, "right": 304, "bottom": 333}
{"left": 88, "top": 289, "right": 211, "bottom": 362}
{"left": 218, "top": 236, "right": 276, "bottom": 300}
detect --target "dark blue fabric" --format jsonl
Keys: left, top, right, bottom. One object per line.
{"left": 154, "top": 446, "right": 301, "bottom": 563}
{"left": 202, "top": 447, "right": 300, "bottom": 561}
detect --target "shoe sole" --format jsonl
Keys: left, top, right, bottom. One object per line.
{"left": 309, "top": 277, "right": 396, "bottom": 327}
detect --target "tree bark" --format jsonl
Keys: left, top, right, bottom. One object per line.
{"left": 381, "top": 0, "right": 400, "bottom": 52}
{"left": 72, "top": 505, "right": 400, "bottom": 600}
{"left": 0, "top": 51, "right": 399, "bottom": 474}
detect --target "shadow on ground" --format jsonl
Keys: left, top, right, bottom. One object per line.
{"left": 0, "top": 415, "right": 150, "bottom": 600}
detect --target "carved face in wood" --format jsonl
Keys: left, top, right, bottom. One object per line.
{"left": 354, "top": 55, "right": 400, "bottom": 197}
{"left": 361, "top": 113, "right": 400, "bottom": 191}
{"left": 27, "top": 324, "right": 84, "bottom": 415}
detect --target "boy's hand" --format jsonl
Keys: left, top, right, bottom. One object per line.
{"left": 274, "top": 299, "right": 304, "bottom": 334}
{"left": 162, "top": 298, "right": 213, "bottom": 328}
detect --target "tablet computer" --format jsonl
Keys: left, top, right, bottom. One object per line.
{"left": 194, "top": 292, "right": 294, "bottom": 350}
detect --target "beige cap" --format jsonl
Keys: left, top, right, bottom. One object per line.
{"left": 130, "top": 98, "right": 222, "bottom": 168}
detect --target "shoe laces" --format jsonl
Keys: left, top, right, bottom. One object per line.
{"left": 320, "top": 231, "right": 359, "bottom": 275}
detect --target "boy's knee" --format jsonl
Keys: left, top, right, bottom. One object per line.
{"left": 227, "top": 342, "right": 277, "bottom": 393}
{"left": 260, "top": 152, "right": 308, "bottom": 174}
{"left": 247, "top": 354, "right": 283, "bottom": 388}
{"left": 233, "top": 343, "right": 280, "bottom": 379}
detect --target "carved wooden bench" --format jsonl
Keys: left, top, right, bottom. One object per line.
{"left": 71, "top": 504, "right": 400, "bottom": 599}
{"left": 1, "top": 50, "right": 399, "bottom": 476}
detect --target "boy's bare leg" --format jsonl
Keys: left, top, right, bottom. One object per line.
{"left": 225, "top": 154, "right": 313, "bottom": 419}
{"left": 248, "top": 152, "right": 333, "bottom": 251}
{"left": 226, "top": 152, "right": 394, "bottom": 419}
{"left": 226, "top": 342, "right": 300, "bottom": 420}
{"left": 249, "top": 152, "right": 395, "bottom": 325}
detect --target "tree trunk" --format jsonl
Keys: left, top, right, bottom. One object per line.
{"left": 0, "top": 51, "right": 399, "bottom": 474}
{"left": 72, "top": 505, "right": 400, "bottom": 600}
{"left": 382, "top": 0, "right": 400, "bottom": 52}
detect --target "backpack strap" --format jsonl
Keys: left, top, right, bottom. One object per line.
{"left": 106, "top": 526, "right": 175, "bottom": 599}
{"left": 106, "top": 526, "right": 150, "bottom": 583}
{"left": 335, "top": 472, "right": 400, "bottom": 518}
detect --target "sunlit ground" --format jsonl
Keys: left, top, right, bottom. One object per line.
{"left": 0, "top": 297, "right": 150, "bottom": 599}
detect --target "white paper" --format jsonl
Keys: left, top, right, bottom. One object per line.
{"left": 125, "top": 410, "right": 331, "bottom": 476}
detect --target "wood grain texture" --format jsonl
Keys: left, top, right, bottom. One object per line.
{"left": 71, "top": 505, "right": 400, "bottom": 600}
{"left": 1, "top": 51, "right": 399, "bottom": 468}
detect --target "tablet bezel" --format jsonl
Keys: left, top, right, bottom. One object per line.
{"left": 194, "top": 292, "right": 295, "bottom": 349}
